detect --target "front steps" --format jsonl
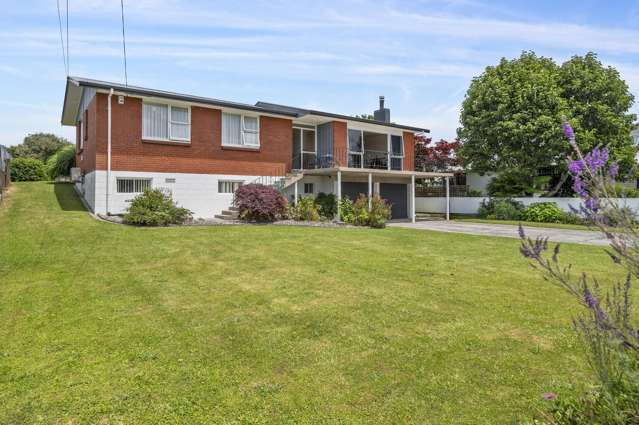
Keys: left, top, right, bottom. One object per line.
{"left": 215, "top": 206, "right": 239, "bottom": 221}
{"left": 415, "top": 212, "right": 445, "bottom": 221}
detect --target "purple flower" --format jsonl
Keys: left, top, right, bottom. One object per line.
{"left": 542, "top": 392, "right": 557, "bottom": 401}
{"left": 584, "top": 197, "right": 600, "bottom": 212}
{"left": 608, "top": 162, "right": 619, "bottom": 179}
{"left": 573, "top": 177, "right": 587, "bottom": 197}
{"left": 584, "top": 147, "right": 609, "bottom": 172}
{"left": 584, "top": 286, "right": 599, "bottom": 310}
{"left": 563, "top": 121, "right": 575, "bottom": 140}
{"left": 569, "top": 159, "right": 584, "bottom": 176}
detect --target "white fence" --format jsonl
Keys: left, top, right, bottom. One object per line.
{"left": 416, "top": 197, "right": 639, "bottom": 216}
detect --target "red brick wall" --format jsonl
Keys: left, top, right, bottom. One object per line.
{"left": 89, "top": 93, "right": 293, "bottom": 176}
{"left": 403, "top": 131, "right": 415, "bottom": 171}
{"left": 332, "top": 121, "right": 347, "bottom": 166}
{"left": 76, "top": 95, "right": 98, "bottom": 173}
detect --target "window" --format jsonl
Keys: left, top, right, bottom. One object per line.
{"left": 222, "top": 113, "right": 260, "bottom": 147}
{"left": 117, "top": 178, "right": 152, "bottom": 193}
{"left": 348, "top": 129, "right": 363, "bottom": 168}
{"left": 142, "top": 102, "right": 190, "bottom": 142}
{"left": 79, "top": 119, "right": 84, "bottom": 149}
{"left": 304, "top": 183, "right": 314, "bottom": 194}
{"left": 218, "top": 180, "right": 243, "bottom": 193}
{"left": 390, "top": 135, "right": 404, "bottom": 170}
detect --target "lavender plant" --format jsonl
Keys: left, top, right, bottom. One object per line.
{"left": 520, "top": 121, "right": 639, "bottom": 424}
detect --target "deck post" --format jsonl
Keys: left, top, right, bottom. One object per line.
{"left": 411, "top": 174, "right": 416, "bottom": 223}
{"left": 368, "top": 172, "right": 372, "bottom": 210}
{"left": 294, "top": 180, "right": 299, "bottom": 204}
{"left": 336, "top": 170, "right": 342, "bottom": 221}
{"left": 445, "top": 176, "right": 450, "bottom": 221}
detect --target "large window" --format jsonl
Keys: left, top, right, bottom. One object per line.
{"left": 222, "top": 113, "right": 260, "bottom": 147}
{"left": 348, "top": 129, "right": 363, "bottom": 168}
{"left": 117, "top": 178, "right": 152, "bottom": 193}
{"left": 390, "top": 135, "right": 404, "bottom": 170}
{"left": 142, "top": 102, "right": 190, "bottom": 142}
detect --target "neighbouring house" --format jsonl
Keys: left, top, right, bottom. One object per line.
{"left": 61, "top": 77, "right": 452, "bottom": 221}
{"left": 0, "top": 144, "right": 11, "bottom": 202}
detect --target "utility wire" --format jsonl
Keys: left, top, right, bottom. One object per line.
{"left": 120, "top": 0, "right": 128, "bottom": 86}
{"left": 56, "top": 0, "right": 67, "bottom": 74}
{"left": 66, "top": 0, "right": 69, "bottom": 74}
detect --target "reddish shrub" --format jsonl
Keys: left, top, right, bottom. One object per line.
{"left": 233, "top": 184, "right": 288, "bottom": 222}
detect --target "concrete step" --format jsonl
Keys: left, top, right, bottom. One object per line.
{"left": 216, "top": 210, "right": 239, "bottom": 220}
{"left": 415, "top": 213, "right": 445, "bottom": 221}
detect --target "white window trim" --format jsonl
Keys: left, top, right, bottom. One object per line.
{"left": 79, "top": 118, "right": 84, "bottom": 149}
{"left": 116, "top": 177, "right": 153, "bottom": 194}
{"left": 142, "top": 102, "right": 191, "bottom": 143}
{"left": 222, "top": 113, "right": 261, "bottom": 148}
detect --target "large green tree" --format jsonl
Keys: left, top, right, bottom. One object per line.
{"left": 9, "top": 133, "right": 71, "bottom": 162}
{"left": 458, "top": 51, "right": 636, "bottom": 184}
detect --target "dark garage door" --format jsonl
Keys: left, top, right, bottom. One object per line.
{"left": 342, "top": 182, "right": 368, "bottom": 201}
{"left": 380, "top": 183, "right": 408, "bottom": 219}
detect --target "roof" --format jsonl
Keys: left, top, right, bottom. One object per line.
{"left": 61, "top": 77, "right": 429, "bottom": 133}
{"left": 255, "top": 102, "right": 429, "bottom": 133}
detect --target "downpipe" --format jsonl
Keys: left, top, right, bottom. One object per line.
{"left": 106, "top": 88, "right": 113, "bottom": 215}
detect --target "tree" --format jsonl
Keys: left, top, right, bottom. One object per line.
{"left": 559, "top": 53, "right": 637, "bottom": 176}
{"left": 9, "top": 133, "right": 71, "bottom": 162}
{"left": 414, "top": 134, "right": 461, "bottom": 172}
{"left": 458, "top": 51, "right": 637, "bottom": 186}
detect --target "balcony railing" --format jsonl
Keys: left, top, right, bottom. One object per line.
{"left": 293, "top": 148, "right": 405, "bottom": 171}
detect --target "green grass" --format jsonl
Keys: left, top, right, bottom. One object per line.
{"left": 0, "top": 182, "right": 620, "bottom": 424}
{"left": 454, "top": 217, "right": 593, "bottom": 231}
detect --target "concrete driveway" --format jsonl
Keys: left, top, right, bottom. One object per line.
{"left": 389, "top": 220, "right": 609, "bottom": 246}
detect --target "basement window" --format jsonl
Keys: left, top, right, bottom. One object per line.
{"left": 142, "top": 102, "right": 190, "bottom": 142}
{"left": 218, "top": 180, "right": 243, "bottom": 193}
{"left": 116, "top": 178, "right": 152, "bottom": 193}
{"left": 304, "top": 183, "right": 314, "bottom": 194}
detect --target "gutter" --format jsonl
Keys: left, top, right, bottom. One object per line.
{"left": 106, "top": 88, "right": 113, "bottom": 215}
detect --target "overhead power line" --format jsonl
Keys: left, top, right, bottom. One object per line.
{"left": 66, "top": 0, "right": 69, "bottom": 74}
{"left": 121, "top": 0, "right": 128, "bottom": 86}
{"left": 56, "top": 0, "right": 68, "bottom": 74}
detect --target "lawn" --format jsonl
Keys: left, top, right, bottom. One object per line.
{"left": 0, "top": 182, "right": 619, "bottom": 424}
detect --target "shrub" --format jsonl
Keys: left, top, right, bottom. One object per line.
{"left": 288, "top": 196, "right": 320, "bottom": 221}
{"left": 123, "top": 189, "right": 192, "bottom": 226}
{"left": 561, "top": 212, "right": 587, "bottom": 225}
{"left": 521, "top": 202, "right": 564, "bottom": 223}
{"left": 46, "top": 145, "right": 76, "bottom": 179}
{"left": 339, "top": 198, "right": 355, "bottom": 224}
{"left": 10, "top": 157, "right": 47, "bottom": 181}
{"left": 315, "top": 192, "right": 337, "bottom": 218}
{"left": 466, "top": 189, "right": 483, "bottom": 197}
{"left": 234, "top": 183, "right": 287, "bottom": 222}
{"left": 607, "top": 183, "right": 639, "bottom": 198}
{"left": 368, "top": 195, "right": 392, "bottom": 228}
{"left": 352, "top": 195, "right": 370, "bottom": 226}
{"left": 487, "top": 169, "right": 535, "bottom": 197}
{"left": 477, "top": 198, "right": 525, "bottom": 220}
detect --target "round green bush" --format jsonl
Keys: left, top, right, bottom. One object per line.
{"left": 123, "top": 189, "right": 192, "bottom": 226}
{"left": 10, "top": 157, "right": 47, "bottom": 181}
{"left": 478, "top": 198, "right": 525, "bottom": 220}
{"left": 521, "top": 202, "right": 564, "bottom": 223}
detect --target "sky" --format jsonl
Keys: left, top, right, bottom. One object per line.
{"left": 1, "top": 0, "right": 638, "bottom": 146}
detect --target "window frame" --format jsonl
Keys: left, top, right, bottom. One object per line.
{"left": 79, "top": 118, "right": 84, "bottom": 150}
{"left": 218, "top": 180, "right": 244, "bottom": 194}
{"left": 116, "top": 177, "right": 152, "bottom": 194}
{"left": 304, "top": 182, "right": 314, "bottom": 194}
{"left": 142, "top": 101, "right": 191, "bottom": 143}
{"left": 221, "top": 112, "right": 261, "bottom": 148}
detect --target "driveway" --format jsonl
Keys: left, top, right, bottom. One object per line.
{"left": 389, "top": 220, "right": 609, "bottom": 246}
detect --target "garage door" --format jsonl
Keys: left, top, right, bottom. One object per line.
{"left": 380, "top": 183, "right": 408, "bottom": 219}
{"left": 342, "top": 182, "right": 368, "bottom": 201}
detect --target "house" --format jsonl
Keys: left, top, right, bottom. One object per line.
{"left": 61, "top": 77, "right": 452, "bottom": 221}
{"left": 0, "top": 145, "right": 11, "bottom": 202}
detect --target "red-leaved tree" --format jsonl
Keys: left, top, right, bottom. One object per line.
{"left": 414, "top": 134, "right": 462, "bottom": 172}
